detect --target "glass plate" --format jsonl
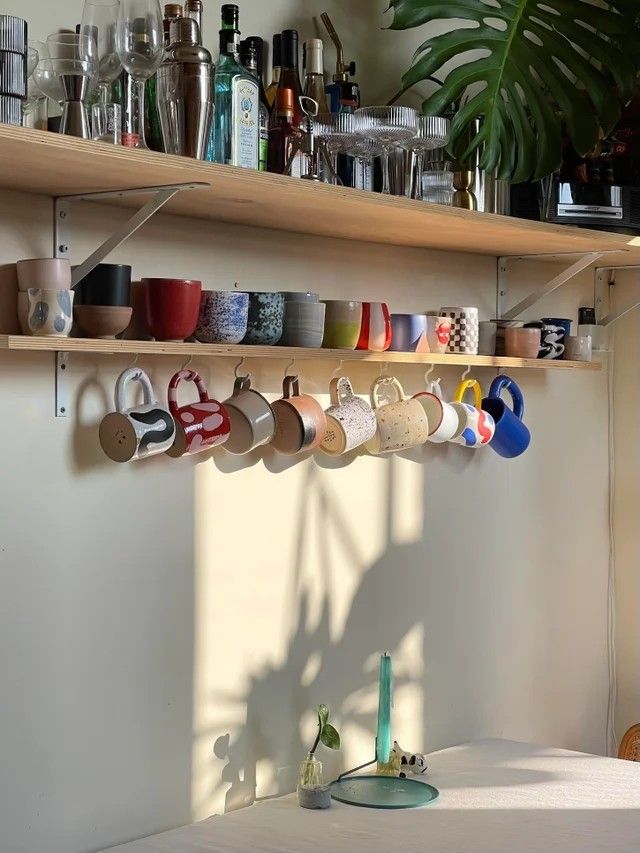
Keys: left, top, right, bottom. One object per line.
{"left": 330, "top": 775, "right": 439, "bottom": 809}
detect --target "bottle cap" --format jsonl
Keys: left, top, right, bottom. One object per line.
{"left": 221, "top": 4, "right": 239, "bottom": 28}
{"left": 304, "top": 38, "right": 324, "bottom": 76}
{"left": 272, "top": 33, "right": 282, "bottom": 66}
{"left": 164, "top": 3, "right": 182, "bottom": 16}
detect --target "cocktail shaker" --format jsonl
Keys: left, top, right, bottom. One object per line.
{"left": 157, "top": 17, "right": 213, "bottom": 159}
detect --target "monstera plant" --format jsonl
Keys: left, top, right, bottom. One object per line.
{"left": 388, "top": 0, "right": 639, "bottom": 182}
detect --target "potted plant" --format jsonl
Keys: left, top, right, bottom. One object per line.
{"left": 297, "top": 704, "right": 340, "bottom": 809}
{"left": 388, "top": 0, "right": 639, "bottom": 182}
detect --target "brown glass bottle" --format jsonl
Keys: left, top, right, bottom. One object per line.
{"left": 277, "top": 29, "right": 303, "bottom": 126}
{"left": 265, "top": 33, "right": 281, "bottom": 109}
{"left": 268, "top": 86, "right": 296, "bottom": 174}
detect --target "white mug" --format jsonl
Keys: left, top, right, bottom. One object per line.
{"left": 321, "top": 376, "right": 377, "bottom": 456}
{"left": 27, "top": 288, "right": 73, "bottom": 337}
{"left": 564, "top": 334, "right": 592, "bottom": 362}
{"left": 366, "top": 377, "right": 429, "bottom": 454}
{"left": 412, "top": 379, "right": 459, "bottom": 444}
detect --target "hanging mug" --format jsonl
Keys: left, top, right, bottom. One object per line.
{"left": 366, "top": 377, "right": 429, "bottom": 455}
{"left": 99, "top": 367, "right": 176, "bottom": 463}
{"left": 450, "top": 379, "right": 496, "bottom": 448}
{"left": 271, "top": 376, "right": 328, "bottom": 455}
{"left": 321, "top": 377, "right": 377, "bottom": 456}
{"left": 166, "top": 369, "right": 231, "bottom": 458}
{"left": 481, "top": 375, "right": 531, "bottom": 458}
{"left": 413, "top": 378, "right": 460, "bottom": 444}
{"left": 223, "top": 375, "right": 276, "bottom": 455}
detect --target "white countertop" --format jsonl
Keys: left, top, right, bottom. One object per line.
{"left": 105, "top": 738, "right": 640, "bottom": 852}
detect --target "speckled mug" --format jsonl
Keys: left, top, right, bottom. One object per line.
{"left": 195, "top": 290, "right": 249, "bottom": 344}
{"left": 27, "top": 288, "right": 74, "bottom": 337}
{"left": 321, "top": 377, "right": 377, "bottom": 456}
{"left": 366, "top": 377, "right": 430, "bottom": 455}
{"left": 243, "top": 292, "right": 285, "bottom": 345}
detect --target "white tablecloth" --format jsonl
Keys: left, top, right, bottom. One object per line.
{"left": 105, "top": 738, "right": 640, "bottom": 852}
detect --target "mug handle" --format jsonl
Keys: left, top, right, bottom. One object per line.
{"left": 283, "top": 375, "right": 301, "bottom": 399}
{"left": 370, "top": 376, "right": 404, "bottom": 410}
{"left": 232, "top": 375, "right": 252, "bottom": 397}
{"left": 330, "top": 376, "right": 355, "bottom": 406}
{"left": 453, "top": 379, "right": 482, "bottom": 407}
{"left": 488, "top": 375, "right": 525, "bottom": 420}
{"left": 168, "top": 369, "right": 210, "bottom": 415}
{"left": 116, "top": 367, "right": 157, "bottom": 413}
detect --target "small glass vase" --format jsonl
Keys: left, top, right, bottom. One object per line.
{"left": 298, "top": 753, "right": 323, "bottom": 790}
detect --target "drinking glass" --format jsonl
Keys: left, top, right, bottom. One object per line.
{"left": 403, "top": 116, "right": 451, "bottom": 200}
{"left": 80, "top": 0, "right": 121, "bottom": 104}
{"left": 314, "top": 112, "right": 356, "bottom": 185}
{"left": 92, "top": 101, "right": 122, "bottom": 142}
{"left": 115, "top": 0, "right": 163, "bottom": 149}
{"left": 355, "top": 106, "right": 418, "bottom": 195}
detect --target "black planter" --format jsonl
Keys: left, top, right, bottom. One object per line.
{"left": 75, "top": 263, "right": 132, "bottom": 306}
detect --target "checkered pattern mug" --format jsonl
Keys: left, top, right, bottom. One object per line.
{"left": 440, "top": 306, "right": 479, "bottom": 355}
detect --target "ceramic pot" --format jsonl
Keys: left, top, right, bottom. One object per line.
{"left": 141, "top": 278, "right": 202, "bottom": 342}
{"left": 17, "top": 258, "right": 71, "bottom": 292}
{"left": 74, "top": 305, "right": 133, "bottom": 339}
{"left": 243, "top": 292, "right": 285, "bottom": 345}
{"left": 389, "top": 314, "right": 428, "bottom": 353}
{"left": 195, "top": 290, "right": 249, "bottom": 344}
{"left": 322, "top": 300, "right": 363, "bottom": 350}
{"left": 281, "top": 300, "right": 326, "bottom": 347}
{"left": 27, "top": 288, "right": 73, "bottom": 336}
{"left": 74, "top": 263, "right": 132, "bottom": 306}
{"left": 356, "top": 302, "right": 391, "bottom": 352}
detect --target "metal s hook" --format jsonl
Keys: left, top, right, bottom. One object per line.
{"left": 126, "top": 353, "right": 139, "bottom": 370}
{"left": 181, "top": 355, "right": 193, "bottom": 372}
{"left": 331, "top": 359, "right": 345, "bottom": 379}
{"left": 461, "top": 365, "right": 472, "bottom": 382}
{"left": 381, "top": 361, "right": 389, "bottom": 377}
{"left": 425, "top": 364, "right": 436, "bottom": 383}
{"left": 234, "top": 357, "right": 246, "bottom": 378}
{"left": 284, "top": 357, "right": 296, "bottom": 377}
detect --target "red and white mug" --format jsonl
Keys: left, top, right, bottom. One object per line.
{"left": 167, "top": 369, "right": 231, "bottom": 457}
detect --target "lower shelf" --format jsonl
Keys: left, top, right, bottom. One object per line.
{"left": 0, "top": 335, "right": 602, "bottom": 371}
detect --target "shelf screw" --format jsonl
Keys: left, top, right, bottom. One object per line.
{"left": 59, "top": 211, "right": 66, "bottom": 219}
{"left": 59, "top": 406, "right": 66, "bottom": 414}
{"left": 58, "top": 244, "right": 68, "bottom": 253}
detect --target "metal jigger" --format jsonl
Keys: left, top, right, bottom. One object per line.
{"left": 59, "top": 71, "right": 91, "bottom": 138}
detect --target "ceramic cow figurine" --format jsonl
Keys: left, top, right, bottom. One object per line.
{"left": 391, "top": 741, "right": 428, "bottom": 778}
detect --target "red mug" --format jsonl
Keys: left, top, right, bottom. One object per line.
{"left": 356, "top": 302, "right": 391, "bottom": 352}
{"left": 166, "top": 369, "right": 231, "bottom": 457}
{"left": 141, "top": 278, "right": 202, "bottom": 342}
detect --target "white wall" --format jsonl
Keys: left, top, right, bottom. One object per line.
{"left": 0, "top": 2, "right": 614, "bottom": 852}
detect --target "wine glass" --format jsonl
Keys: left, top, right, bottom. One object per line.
{"left": 355, "top": 106, "right": 418, "bottom": 195}
{"left": 80, "top": 0, "right": 122, "bottom": 104}
{"left": 403, "top": 116, "right": 450, "bottom": 200}
{"left": 115, "top": 0, "right": 163, "bottom": 149}
{"left": 314, "top": 112, "right": 356, "bottom": 185}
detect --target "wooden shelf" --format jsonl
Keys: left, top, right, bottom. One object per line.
{"left": 0, "top": 125, "right": 637, "bottom": 260}
{"left": 0, "top": 335, "right": 601, "bottom": 371}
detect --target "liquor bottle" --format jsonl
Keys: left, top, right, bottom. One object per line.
{"left": 164, "top": 3, "right": 183, "bottom": 44}
{"left": 240, "top": 37, "right": 269, "bottom": 171}
{"left": 184, "top": 0, "right": 202, "bottom": 42}
{"left": 268, "top": 86, "right": 296, "bottom": 174}
{"left": 209, "top": 4, "right": 259, "bottom": 168}
{"left": 273, "top": 29, "right": 303, "bottom": 176}
{"left": 303, "top": 38, "right": 329, "bottom": 114}
{"left": 265, "top": 33, "right": 281, "bottom": 109}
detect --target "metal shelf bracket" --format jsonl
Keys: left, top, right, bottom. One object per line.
{"left": 594, "top": 263, "right": 640, "bottom": 328}
{"left": 496, "top": 252, "right": 605, "bottom": 320}
{"left": 55, "top": 351, "right": 69, "bottom": 418}
{"left": 53, "top": 181, "right": 209, "bottom": 286}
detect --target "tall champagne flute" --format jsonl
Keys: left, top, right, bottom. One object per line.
{"left": 81, "top": 0, "right": 121, "bottom": 104}
{"left": 115, "top": 0, "right": 163, "bottom": 149}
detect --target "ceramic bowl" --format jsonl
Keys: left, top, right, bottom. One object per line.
{"left": 75, "top": 263, "right": 132, "bottom": 306}
{"left": 74, "top": 305, "right": 133, "bottom": 339}
{"left": 141, "top": 278, "right": 202, "bottom": 342}
{"left": 17, "top": 258, "right": 71, "bottom": 292}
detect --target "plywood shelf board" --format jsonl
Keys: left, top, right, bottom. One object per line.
{"left": 0, "top": 126, "right": 637, "bottom": 260}
{"left": 0, "top": 336, "right": 601, "bottom": 371}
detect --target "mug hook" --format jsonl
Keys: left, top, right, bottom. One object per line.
{"left": 181, "top": 355, "right": 193, "bottom": 372}
{"left": 126, "top": 353, "right": 139, "bottom": 370}
{"left": 461, "top": 365, "right": 472, "bottom": 382}
{"left": 234, "top": 356, "right": 246, "bottom": 378}
{"left": 331, "top": 359, "right": 345, "bottom": 380}
{"left": 425, "top": 364, "right": 436, "bottom": 383}
{"left": 284, "top": 358, "right": 296, "bottom": 377}
{"left": 381, "top": 361, "right": 389, "bottom": 377}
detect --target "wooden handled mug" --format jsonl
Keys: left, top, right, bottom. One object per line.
{"left": 166, "top": 369, "right": 231, "bottom": 458}
{"left": 99, "top": 367, "right": 176, "bottom": 463}
{"left": 450, "top": 378, "right": 496, "bottom": 448}
{"left": 365, "top": 376, "right": 429, "bottom": 455}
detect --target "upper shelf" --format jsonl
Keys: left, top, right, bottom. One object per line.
{"left": 0, "top": 125, "right": 638, "bottom": 261}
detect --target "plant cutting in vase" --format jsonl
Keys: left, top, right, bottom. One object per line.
{"left": 387, "top": 0, "right": 640, "bottom": 182}
{"left": 297, "top": 704, "right": 340, "bottom": 809}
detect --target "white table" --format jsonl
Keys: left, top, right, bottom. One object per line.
{"left": 105, "top": 739, "right": 640, "bottom": 852}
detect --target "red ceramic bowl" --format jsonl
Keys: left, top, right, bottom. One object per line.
{"left": 141, "top": 278, "right": 202, "bottom": 341}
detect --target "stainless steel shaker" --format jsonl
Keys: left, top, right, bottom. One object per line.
{"left": 156, "top": 17, "right": 213, "bottom": 159}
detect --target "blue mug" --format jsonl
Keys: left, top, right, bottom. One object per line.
{"left": 481, "top": 376, "right": 531, "bottom": 459}
{"left": 389, "top": 313, "right": 427, "bottom": 352}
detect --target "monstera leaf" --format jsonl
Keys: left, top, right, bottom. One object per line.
{"left": 388, "top": 0, "right": 638, "bottom": 182}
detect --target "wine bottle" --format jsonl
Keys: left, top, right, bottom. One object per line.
{"left": 265, "top": 33, "right": 281, "bottom": 109}
{"left": 303, "top": 38, "right": 328, "bottom": 114}
{"left": 240, "top": 37, "right": 269, "bottom": 172}
{"left": 268, "top": 86, "right": 296, "bottom": 174}
{"left": 273, "top": 29, "right": 303, "bottom": 176}
{"left": 208, "top": 4, "right": 259, "bottom": 168}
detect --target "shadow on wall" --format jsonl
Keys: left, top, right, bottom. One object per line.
{"left": 195, "top": 447, "right": 510, "bottom": 816}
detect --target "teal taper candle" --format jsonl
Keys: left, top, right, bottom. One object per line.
{"left": 376, "top": 652, "right": 392, "bottom": 765}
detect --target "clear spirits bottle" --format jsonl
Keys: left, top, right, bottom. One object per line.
{"left": 240, "top": 37, "right": 269, "bottom": 171}
{"left": 208, "top": 4, "right": 259, "bottom": 168}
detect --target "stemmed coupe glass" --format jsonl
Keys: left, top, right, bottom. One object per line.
{"left": 80, "top": 0, "right": 122, "bottom": 104}
{"left": 314, "top": 112, "right": 357, "bottom": 185}
{"left": 115, "top": 0, "right": 163, "bottom": 149}
{"left": 354, "top": 106, "right": 418, "bottom": 195}
{"left": 403, "top": 115, "right": 451, "bottom": 200}
{"left": 347, "top": 137, "right": 383, "bottom": 191}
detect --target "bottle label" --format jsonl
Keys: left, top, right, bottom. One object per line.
{"left": 231, "top": 76, "right": 259, "bottom": 169}
{"left": 259, "top": 134, "right": 268, "bottom": 171}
